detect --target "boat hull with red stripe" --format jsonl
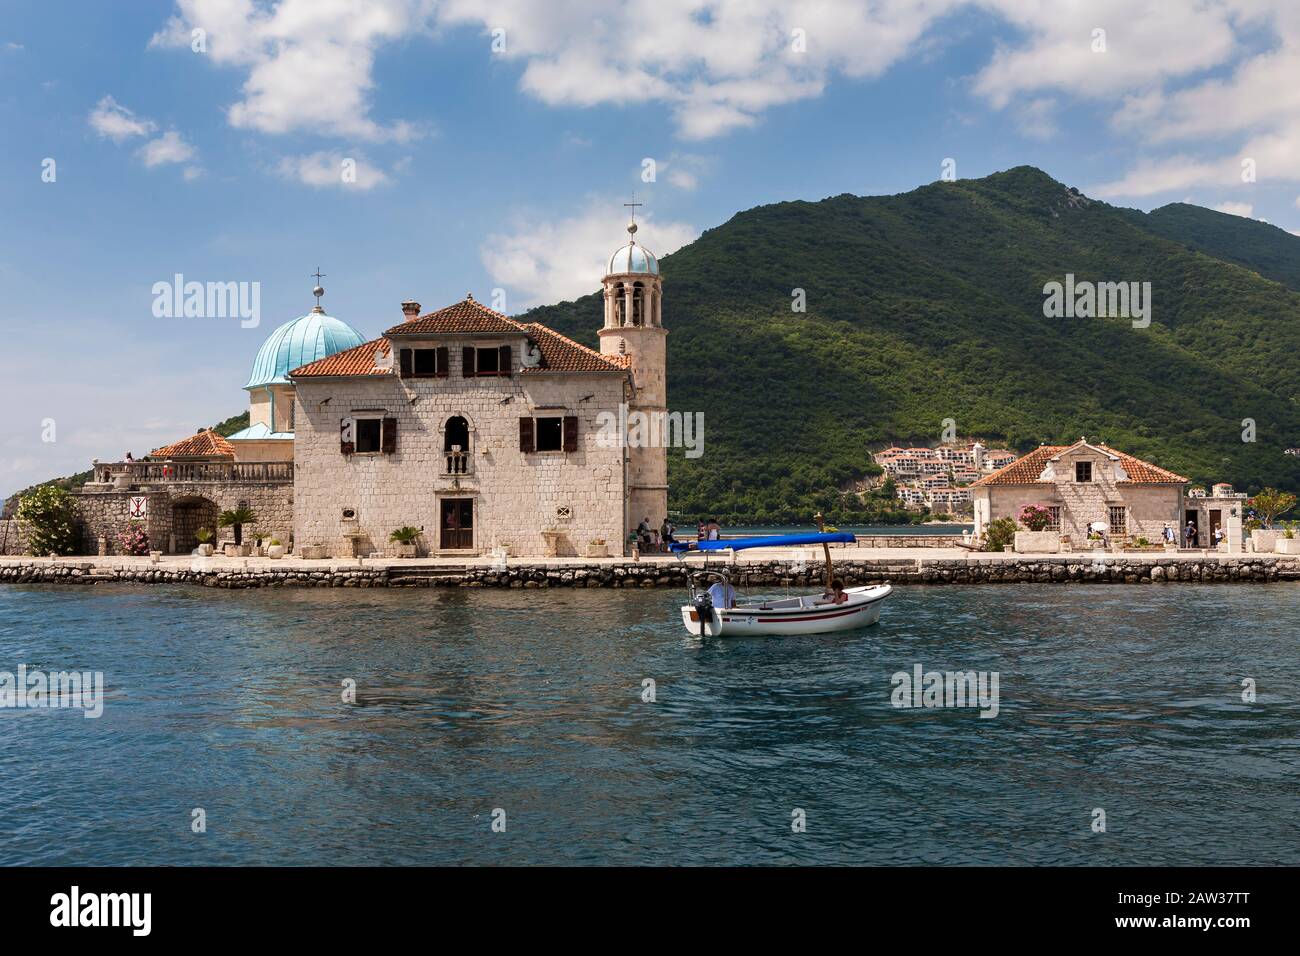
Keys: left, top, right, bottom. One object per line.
{"left": 681, "top": 584, "right": 892, "bottom": 637}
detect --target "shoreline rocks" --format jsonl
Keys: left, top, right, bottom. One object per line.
{"left": 1, "top": 556, "right": 1296, "bottom": 589}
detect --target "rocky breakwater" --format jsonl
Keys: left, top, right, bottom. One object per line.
{"left": 1, "top": 554, "right": 1297, "bottom": 589}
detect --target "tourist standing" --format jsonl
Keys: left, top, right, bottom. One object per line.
{"left": 1185, "top": 520, "right": 1197, "bottom": 549}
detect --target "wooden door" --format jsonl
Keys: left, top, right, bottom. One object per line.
{"left": 440, "top": 498, "right": 474, "bottom": 550}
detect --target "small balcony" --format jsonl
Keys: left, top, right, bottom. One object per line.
{"left": 443, "top": 451, "right": 471, "bottom": 476}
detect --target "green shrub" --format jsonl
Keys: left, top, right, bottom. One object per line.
{"left": 984, "top": 517, "right": 1016, "bottom": 552}
{"left": 389, "top": 526, "right": 421, "bottom": 544}
{"left": 218, "top": 506, "right": 258, "bottom": 545}
{"left": 16, "top": 485, "right": 79, "bottom": 555}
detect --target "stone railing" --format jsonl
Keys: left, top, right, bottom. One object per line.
{"left": 443, "top": 451, "right": 471, "bottom": 476}
{"left": 91, "top": 460, "right": 293, "bottom": 484}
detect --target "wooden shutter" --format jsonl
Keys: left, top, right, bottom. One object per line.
{"left": 519, "top": 417, "right": 535, "bottom": 453}
{"left": 498, "top": 344, "right": 512, "bottom": 376}
{"left": 562, "top": 415, "right": 578, "bottom": 452}
{"left": 399, "top": 348, "right": 412, "bottom": 377}
{"left": 340, "top": 418, "right": 354, "bottom": 455}
{"left": 381, "top": 417, "right": 397, "bottom": 454}
{"left": 462, "top": 346, "right": 475, "bottom": 377}
{"left": 436, "top": 346, "right": 449, "bottom": 378}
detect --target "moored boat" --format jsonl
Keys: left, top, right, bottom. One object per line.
{"left": 670, "top": 519, "right": 892, "bottom": 637}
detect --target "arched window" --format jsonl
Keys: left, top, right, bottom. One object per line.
{"left": 444, "top": 416, "right": 470, "bottom": 474}
{"left": 632, "top": 282, "right": 645, "bottom": 326}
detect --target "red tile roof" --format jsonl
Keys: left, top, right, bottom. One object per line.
{"left": 970, "top": 441, "right": 1187, "bottom": 486}
{"left": 292, "top": 297, "right": 627, "bottom": 378}
{"left": 385, "top": 297, "right": 529, "bottom": 337}
{"left": 149, "top": 429, "right": 235, "bottom": 459}
{"left": 291, "top": 338, "right": 393, "bottom": 378}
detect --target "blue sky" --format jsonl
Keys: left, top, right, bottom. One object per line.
{"left": 3, "top": 0, "right": 1300, "bottom": 498}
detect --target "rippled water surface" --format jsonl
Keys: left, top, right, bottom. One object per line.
{"left": 1, "top": 583, "right": 1297, "bottom": 865}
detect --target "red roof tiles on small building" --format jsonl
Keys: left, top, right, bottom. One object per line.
{"left": 149, "top": 429, "right": 235, "bottom": 460}
{"left": 291, "top": 338, "right": 393, "bottom": 378}
{"left": 969, "top": 441, "right": 1187, "bottom": 487}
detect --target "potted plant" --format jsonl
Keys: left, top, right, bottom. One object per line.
{"left": 1276, "top": 521, "right": 1300, "bottom": 554}
{"left": 218, "top": 506, "right": 257, "bottom": 556}
{"left": 586, "top": 537, "right": 609, "bottom": 558}
{"left": 194, "top": 527, "right": 215, "bottom": 557}
{"left": 266, "top": 537, "right": 286, "bottom": 559}
{"left": 389, "top": 526, "right": 421, "bottom": 558}
{"left": 1013, "top": 504, "right": 1061, "bottom": 553}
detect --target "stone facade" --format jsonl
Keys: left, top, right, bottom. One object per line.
{"left": 293, "top": 354, "right": 629, "bottom": 559}
{"left": 972, "top": 440, "right": 1186, "bottom": 544}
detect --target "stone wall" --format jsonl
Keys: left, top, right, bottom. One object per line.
{"left": 4, "top": 555, "right": 1294, "bottom": 588}
{"left": 0, "top": 520, "right": 29, "bottom": 556}
{"left": 293, "top": 355, "right": 629, "bottom": 559}
{"left": 72, "top": 481, "right": 293, "bottom": 555}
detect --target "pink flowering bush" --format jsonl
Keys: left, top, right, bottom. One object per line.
{"left": 1018, "top": 504, "right": 1053, "bottom": 532}
{"left": 117, "top": 523, "right": 150, "bottom": 556}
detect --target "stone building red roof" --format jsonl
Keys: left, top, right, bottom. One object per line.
{"left": 149, "top": 429, "right": 235, "bottom": 459}
{"left": 970, "top": 441, "right": 1188, "bottom": 487}
{"left": 292, "top": 297, "right": 627, "bottom": 378}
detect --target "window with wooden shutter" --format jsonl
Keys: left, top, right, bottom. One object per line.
{"left": 381, "top": 417, "right": 397, "bottom": 454}
{"left": 498, "top": 344, "right": 512, "bottom": 375}
{"left": 340, "top": 418, "right": 354, "bottom": 455}
{"left": 436, "top": 346, "right": 449, "bottom": 378}
{"left": 462, "top": 346, "right": 475, "bottom": 377}
{"left": 399, "top": 348, "right": 413, "bottom": 377}
{"left": 562, "top": 415, "right": 578, "bottom": 452}
{"left": 519, "top": 417, "right": 535, "bottom": 452}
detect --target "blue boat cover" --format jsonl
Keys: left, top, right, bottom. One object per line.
{"left": 669, "top": 532, "right": 856, "bottom": 553}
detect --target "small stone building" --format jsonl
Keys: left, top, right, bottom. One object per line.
{"left": 970, "top": 439, "right": 1188, "bottom": 543}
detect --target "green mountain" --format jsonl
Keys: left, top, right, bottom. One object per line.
{"left": 525, "top": 166, "right": 1300, "bottom": 523}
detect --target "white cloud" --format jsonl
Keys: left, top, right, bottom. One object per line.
{"left": 139, "top": 130, "right": 196, "bottom": 167}
{"left": 151, "top": 0, "right": 429, "bottom": 141}
{"left": 1211, "top": 201, "right": 1254, "bottom": 218}
{"left": 1091, "top": 155, "right": 1229, "bottom": 198}
{"left": 275, "top": 151, "right": 391, "bottom": 190}
{"left": 481, "top": 200, "right": 696, "bottom": 308}
{"left": 1014, "top": 97, "right": 1057, "bottom": 140}
{"left": 89, "top": 95, "right": 157, "bottom": 141}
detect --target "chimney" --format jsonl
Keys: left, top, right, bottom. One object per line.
{"left": 401, "top": 300, "right": 420, "bottom": 322}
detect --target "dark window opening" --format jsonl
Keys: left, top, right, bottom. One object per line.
{"left": 535, "top": 416, "right": 564, "bottom": 451}
{"left": 1075, "top": 461, "right": 1092, "bottom": 483}
{"left": 413, "top": 349, "right": 439, "bottom": 376}
{"left": 474, "top": 348, "right": 500, "bottom": 375}
{"left": 355, "top": 418, "right": 382, "bottom": 453}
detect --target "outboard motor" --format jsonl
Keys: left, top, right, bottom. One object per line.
{"left": 692, "top": 591, "right": 715, "bottom": 626}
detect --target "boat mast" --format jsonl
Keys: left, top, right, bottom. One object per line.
{"left": 815, "top": 512, "right": 834, "bottom": 590}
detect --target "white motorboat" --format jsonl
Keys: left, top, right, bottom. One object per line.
{"left": 671, "top": 525, "right": 891, "bottom": 637}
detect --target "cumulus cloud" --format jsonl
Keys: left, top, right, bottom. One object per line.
{"left": 89, "top": 95, "right": 157, "bottom": 141}
{"left": 150, "top": 0, "right": 430, "bottom": 141}
{"left": 481, "top": 200, "right": 696, "bottom": 308}
{"left": 1211, "top": 201, "right": 1254, "bottom": 218}
{"left": 139, "top": 130, "right": 197, "bottom": 167}
{"left": 275, "top": 151, "right": 391, "bottom": 190}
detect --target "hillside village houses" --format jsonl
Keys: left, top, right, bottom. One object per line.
{"left": 874, "top": 442, "right": 1019, "bottom": 516}
{"left": 65, "top": 218, "right": 671, "bottom": 559}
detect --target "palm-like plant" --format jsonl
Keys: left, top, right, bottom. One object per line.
{"left": 218, "top": 506, "right": 258, "bottom": 545}
{"left": 389, "top": 526, "right": 420, "bottom": 544}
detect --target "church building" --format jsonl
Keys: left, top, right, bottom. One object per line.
{"left": 75, "top": 220, "right": 669, "bottom": 559}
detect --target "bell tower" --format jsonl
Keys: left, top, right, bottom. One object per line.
{"left": 599, "top": 211, "right": 668, "bottom": 541}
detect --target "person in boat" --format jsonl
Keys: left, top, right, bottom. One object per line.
{"left": 706, "top": 577, "right": 736, "bottom": 610}
{"left": 820, "top": 578, "right": 848, "bottom": 604}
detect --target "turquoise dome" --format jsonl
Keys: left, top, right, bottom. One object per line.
{"left": 244, "top": 309, "right": 365, "bottom": 389}
{"left": 608, "top": 240, "right": 658, "bottom": 275}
